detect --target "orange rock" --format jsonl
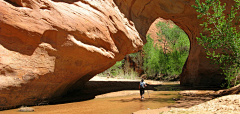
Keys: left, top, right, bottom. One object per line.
{"left": 0, "top": 0, "right": 236, "bottom": 110}
{"left": 114, "top": 0, "right": 235, "bottom": 87}
{"left": 0, "top": 0, "right": 142, "bottom": 109}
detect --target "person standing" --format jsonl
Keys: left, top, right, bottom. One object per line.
{"left": 139, "top": 79, "right": 147, "bottom": 99}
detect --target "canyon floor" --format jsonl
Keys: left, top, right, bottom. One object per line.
{"left": 0, "top": 76, "right": 240, "bottom": 114}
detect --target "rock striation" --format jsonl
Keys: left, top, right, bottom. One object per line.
{"left": 0, "top": 0, "right": 142, "bottom": 109}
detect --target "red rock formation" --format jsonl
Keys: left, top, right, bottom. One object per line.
{"left": 0, "top": 0, "right": 237, "bottom": 110}
{"left": 0, "top": 0, "right": 143, "bottom": 109}
{"left": 113, "top": 0, "right": 236, "bottom": 87}
{"left": 147, "top": 17, "right": 172, "bottom": 47}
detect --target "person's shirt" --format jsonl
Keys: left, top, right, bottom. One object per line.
{"left": 140, "top": 81, "right": 146, "bottom": 88}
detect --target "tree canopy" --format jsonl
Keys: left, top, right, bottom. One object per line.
{"left": 192, "top": 0, "right": 240, "bottom": 88}
{"left": 143, "top": 21, "right": 189, "bottom": 79}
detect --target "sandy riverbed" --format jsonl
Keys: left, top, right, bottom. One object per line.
{"left": 1, "top": 76, "right": 239, "bottom": 114}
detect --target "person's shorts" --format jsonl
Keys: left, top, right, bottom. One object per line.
{"left": 140, "top": 88, "right": 145, "bottom": 95}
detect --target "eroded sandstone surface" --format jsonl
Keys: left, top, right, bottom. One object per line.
{"left": 113, "top": 0, "right": 236, "bottom": 87}
{"left": 0, "top": 0, "right": 142, "bottom": 109}
{"left": 0, "top": 0, "right": 238, "bottom": 110}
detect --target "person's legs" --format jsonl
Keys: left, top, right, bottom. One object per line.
{"left": 140, "top": 88, "right": 145, "bottom": 99}
{"left": 140, "top": 89, "right": 142, "bottom": 98}
{"left": 142, "top": 88, "right": 145, "bottom": 98}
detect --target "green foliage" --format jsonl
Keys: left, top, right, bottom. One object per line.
{"left": 111, "top": 60, "right": 124, "bottom": 76}
{"left": 192, "top": 0, "right": 240, "bottom": 88}
{"left": 143, "top": 35, "right": 162, "bottom": 76}
{"left": 99, "top": 21, "right": 189, "bottom": 81}
{"left": 103, "top": 60, "right": 124, "bottom": 76}
{"left": 97, "top": 56, "right": 139, "bottom": 80}
{"left": 128, "top": 52, "right": 144, "bottom": 69}
{"left": 143, "top": 21, "right": 190, "bottom": 78}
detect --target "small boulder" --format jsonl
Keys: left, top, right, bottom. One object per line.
{"left": 18, "top": 106, "right": 34, "bottom": 112}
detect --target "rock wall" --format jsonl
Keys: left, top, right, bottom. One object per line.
{"left": 0, "top": 0, "right": 143, "bottom": 109}
{"left": 113, "top": 0, "right": 239, "bottom": 87}
{"left": 0, "top": 0, "right": 237, "bottom": 110}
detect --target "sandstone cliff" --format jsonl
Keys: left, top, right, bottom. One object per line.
{"left": 0, "top": 0, "right": 142, "bottom": 109}
{"left": 113, "top": 0, "right": 236, "bottom": 87}
{"left": 0, "top": 0, "right": 237, "bottom": 110}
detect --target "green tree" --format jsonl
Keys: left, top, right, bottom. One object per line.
{"left": 156, "top": 22, "right": 190, "bottom": 76}
{"left": 143, "top": 21, "right": 190, "bottom": 79}
{"left": 192, "top": 0, "right": 240, "bottom": 88}
{"left": 143, "top": 35, "right": 161, "bottom": 77}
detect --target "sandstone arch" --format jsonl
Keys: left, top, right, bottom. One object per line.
{"left": 0, "top": 0, "right": 236, "bottom": 110}
{"left": 113, "top": 0, "right": 237, "bottom": 87}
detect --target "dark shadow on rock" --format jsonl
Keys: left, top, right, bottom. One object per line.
{"left": 49, "top": 81, "right": 222, "bottom": 105}
{"left": 50, "top": 81, "right": 160, "bottom": 104}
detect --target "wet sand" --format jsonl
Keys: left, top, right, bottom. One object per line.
{"left": 0, "top": 77, "right": 220, "bottom": 114}
{"left": 0, "top": 91, "right": 179, "bottom": 114}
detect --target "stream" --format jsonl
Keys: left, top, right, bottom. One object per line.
{"left": 0, "top": 91, "right": 179, "bottom": 114}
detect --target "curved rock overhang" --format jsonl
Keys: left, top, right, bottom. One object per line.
{"left": 0, "top": 0, "right": 237, "bottom": 110}
{"left": 113, "top": 0, "right": 237, "bottom": 87}
{"left": 0, "top": 0, "right": 142, "bottom": 110}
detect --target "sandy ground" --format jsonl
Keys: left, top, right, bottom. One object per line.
{"left": 160, "top": 94, "right": 240, "bottom": 114}
{"left": 91, "top": 76, "right": 162, "bottom": 98}
{"left": 134, "top": 94, "right": 240, "bottom": 114}
{"left": 0, "top": 91, "right": 180, "bottom": 114}
{"left": 2, "top": 76, "right": 239, "bottom": 114}
{"left": 133, "top": 91, "right": 240, "bottom": 114}
{"left": 95, "top": 90, "right": 151, "bottom": 98}
{"left": 91, "top": 76, "right": 240, "bottom": 114}
{"left": 90, "top": 76, "right": 178, "bottom": 99}
{"left": 90, "top": 76, "right": 168, "bottom": 85}
{"left": 0, "top": 76, "right": 178, "bottom": 114}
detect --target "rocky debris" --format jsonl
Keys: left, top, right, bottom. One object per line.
{"left": 165, "top": 95, "right": 240, "bottom": 114}
{"left": 18, "top": 106, "right": 34, "bottom": 112}
{"left": 134, "top": 94, "right": 240, "bottom": 114}
{"left": 189, "top": 95, "right": 240, "bottom": 113}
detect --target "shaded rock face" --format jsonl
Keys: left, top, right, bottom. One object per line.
{"left": 0, "top": 0, "right": 236, "bottom": 110}
{"left": 0, "top": 0, "right": 143, "bottom": 109}
{"left": 113, "top": 0, "right": 236, "bottom": 87}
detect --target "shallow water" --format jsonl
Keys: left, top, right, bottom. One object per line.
{"left": 0, "top": 91, "right": 179, "bottom": 114}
